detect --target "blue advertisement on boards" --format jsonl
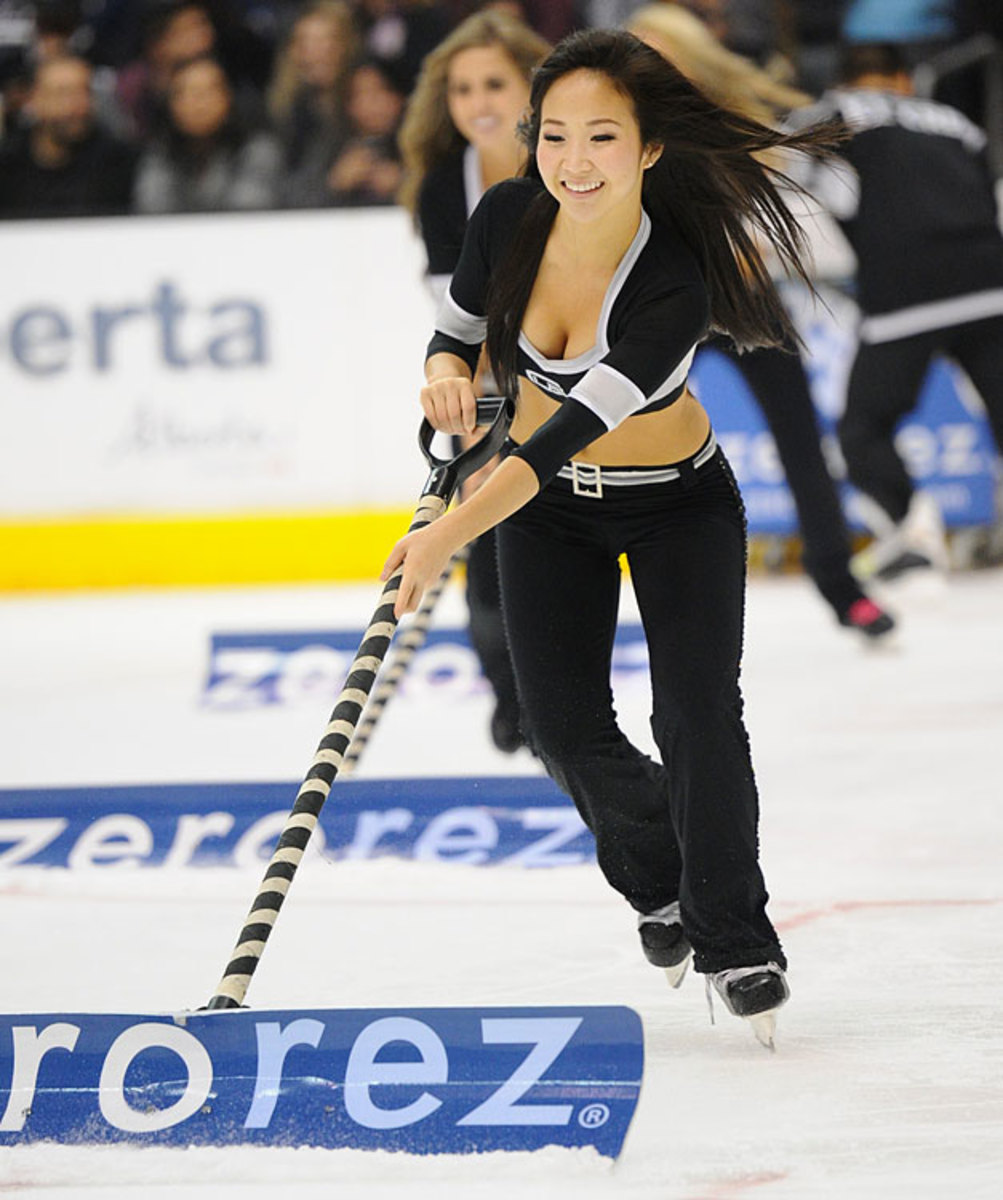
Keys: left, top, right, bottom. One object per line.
{"left": 690, "top": 348, "right": 997, "bottom": 535}
{"left": 689, "top": 279, "right": 999, "bottom": 536}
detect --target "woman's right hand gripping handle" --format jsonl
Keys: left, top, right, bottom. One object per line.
{"left": 421, "top": 364, "right": 479, "bottom": 437}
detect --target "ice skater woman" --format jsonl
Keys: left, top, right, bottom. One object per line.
{"left": 383, "top": 29, "right": 837, "bottom": 1046}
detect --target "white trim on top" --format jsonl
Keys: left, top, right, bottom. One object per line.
{"left": 518, "top": 210, "right": 652, "bottom": 372}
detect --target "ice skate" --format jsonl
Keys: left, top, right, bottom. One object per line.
{"left": 489, "top": 701, "right": 524, "bottom": 754}
{"left": 851, "top": 491, "right": 949, "bottom": 583}
{"left": 837, "top": 595, "right": 896, "bottom": 641}
{"left": 638, "top": 901, "right": 692, "bottom": 988}
{"left": 706, "top": 963, "right": 789, "bottom": 1050}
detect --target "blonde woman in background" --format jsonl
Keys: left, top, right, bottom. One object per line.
{"left": 267, "top": 1, "right": 359, "bottom": 208}
{"left": 626, "top": 4, "right": 896, "bottom": 642}
{"left": 399, "top": 10, "right": 550, "bottom": 300}
{"left": 398, "top": 11, "right": 550, "bottom": 753}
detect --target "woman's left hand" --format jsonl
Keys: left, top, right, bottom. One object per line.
{"left": 380, "top": 521, "right": 459, "bottom": 618}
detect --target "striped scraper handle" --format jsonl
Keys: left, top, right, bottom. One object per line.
{"left": 205, "top": 491, "right": 448, "bottom": 1009}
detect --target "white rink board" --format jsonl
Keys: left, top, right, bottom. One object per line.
{"left": 0, "top": 204, "right": 856, "bottom": 524}
{"left": 0, "top": 209, "right": 434, "bottom": 517}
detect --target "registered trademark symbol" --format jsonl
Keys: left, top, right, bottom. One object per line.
{"left": 578, "top": 1103, "right": 610, "bottom": 1128}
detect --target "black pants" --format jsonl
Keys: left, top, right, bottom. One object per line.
{"left": 704, "top": 338, "right": 864, "bottom": 615}
{"left": 465, "top": 527, "right": 520, "bottom": 723}
{"left": 839, "top": 315, "right": 1003, "bottom": 523}
{"left": 496, "top": 444, "right": 786, "bottom": 974}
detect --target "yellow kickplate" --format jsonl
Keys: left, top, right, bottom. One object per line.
{"left": 0, "top": 510, "right": 414, "bottom": 590}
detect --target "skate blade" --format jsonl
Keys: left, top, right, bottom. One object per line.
{"left": 857, "top": 625, "right": 902, "bottom": 653}
{"left": 747, "top": 1008, "right": 779, "bottom": 1051}
{"left": 663, "top": 953, "right": 692, "bottom": 990}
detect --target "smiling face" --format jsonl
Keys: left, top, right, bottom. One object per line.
{"left": 535, "top": 69, "right": 660, "bottom": 223}
{"left": 446, "top": 43, "right": 530, "bottom": 154}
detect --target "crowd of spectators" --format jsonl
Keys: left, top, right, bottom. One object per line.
{"left": 0, "top": 0, "right": 1001, "bottom": 219}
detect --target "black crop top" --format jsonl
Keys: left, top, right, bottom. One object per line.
{"left": 426, "top": 177, "right": 710, "bottom": 484}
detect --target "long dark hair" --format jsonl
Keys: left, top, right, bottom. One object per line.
{"left": 485, "top": 29, "right": 841, "bottom": 399}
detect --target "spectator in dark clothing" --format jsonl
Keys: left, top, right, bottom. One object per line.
{"left": 0, "top": 53, "right": 136, "bottom": 218}
{"left": 115, "top": 1, "right": 266, "bottom": 141}
{"left": 326, "top": 57, "right": 406, "bottom": 206}
{"left": 133, "top": 53, "right": 281, "bottom": 213}
{"left": 1, "top": 0, "right": 125, "bottom": 137}
{"left": 115, "top": 2, "right": 217, "bottom": 139}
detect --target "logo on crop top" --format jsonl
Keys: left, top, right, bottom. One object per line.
{"left": 525, "top": 370, "right": 567, "bottom": 398}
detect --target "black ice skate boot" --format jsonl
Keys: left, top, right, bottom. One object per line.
{"left": 707, "top": 963, "right": 790, "bottom": 1050}
{"left": 837, "top": 596, "right": 896, "bottom": 641}
{"left": 638, "top": 901, "right": 692, "bottom": 989}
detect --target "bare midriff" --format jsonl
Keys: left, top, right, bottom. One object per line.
{"left": 510, "top": 375, "right": 712, "bottom": 467}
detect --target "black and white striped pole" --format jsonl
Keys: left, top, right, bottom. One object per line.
{"left": 206, "top": 398, "right": 513, "bottom": 1010}
{"left": 337, "top": 543, "right": 468, "bottom": 777}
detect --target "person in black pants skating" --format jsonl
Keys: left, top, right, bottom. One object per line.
{"left": 791, "top": 42, "right": 1003, "bottom": 580}
{"left": 384, "top": 30, "right": 842, "bottom": 1046}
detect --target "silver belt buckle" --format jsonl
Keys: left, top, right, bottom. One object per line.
{"left": 571, "top": 460, "right": 603, "bottom": 498}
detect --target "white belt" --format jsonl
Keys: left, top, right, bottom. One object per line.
{"left": 556, "top": 433, "right": 717, "bottom": 498}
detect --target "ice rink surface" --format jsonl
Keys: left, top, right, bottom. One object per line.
{"left": 1, "top": 566, "right": 1001, "bottom": 1199}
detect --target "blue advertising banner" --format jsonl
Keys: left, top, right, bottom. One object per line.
{"left": 0, "top": 777, "right": 593, "bottom": 870}
{"left": 0, "top": 1005, "right": 643, "bottom": 1157}
{"left": 691, "top": 345, "right": 998, "bottom": 535}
